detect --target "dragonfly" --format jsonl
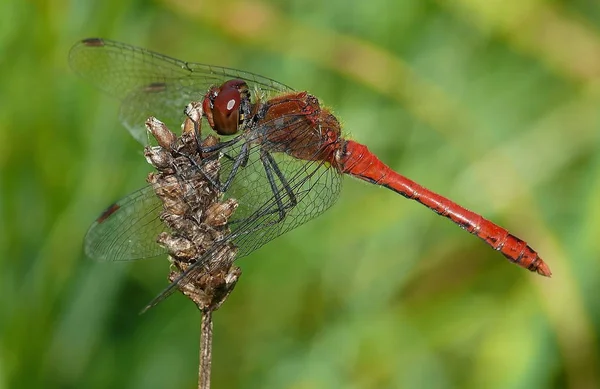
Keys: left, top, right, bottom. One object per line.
{"left": 71, "top": 38, "right": 551, "bottom": 308}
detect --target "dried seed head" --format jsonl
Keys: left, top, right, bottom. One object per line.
{"left": 144, "top": 102, "right": 241, "bottom": 311}
{"left": 146, "top": 117, "right": 177, "bottom": 149}
{"left": 205, "top": 199, "right": 239, "bottom": 227}
{"left": 183, "top": 101, "right": 204, "bottom": 136}
{"left": 157, "top": 233, "right": 198, "bottom": 260}
{"left": 144, "top": 146, "right": 173, "bottom": 170}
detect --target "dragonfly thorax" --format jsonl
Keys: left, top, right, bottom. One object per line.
{"left": 203, "top": 79, "right": 252, "bottom": 136}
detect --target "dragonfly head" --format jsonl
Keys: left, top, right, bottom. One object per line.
{"left": 203, "top": 79, "right": 251, "bottom": 136}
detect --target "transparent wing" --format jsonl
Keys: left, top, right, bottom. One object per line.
{"left": 69, "top": 38, "right": 294, "bottom": 144}
{"left": 221, "top": 123, "right": 342, "bottom": 258}
{"left": 85, "top": 114, "right": 342, "bottom": 266}
{"left": 230, "top": 154, "right": 341, "bottom": 255}
{"left": 84, "top": 186, "right": 167, "bottom": 261}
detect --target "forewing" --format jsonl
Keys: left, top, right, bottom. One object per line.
{"left": 84, "top": 186, "right": 167, "bottom": 261}
{"left": 69, "top": 38, "right": 294, "bottom": 144}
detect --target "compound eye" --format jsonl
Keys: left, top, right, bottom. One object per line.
{"left": 212, "top": 87, "right": 241, "bottom": 135}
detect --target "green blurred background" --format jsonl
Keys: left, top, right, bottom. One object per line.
{"left": 1, "top": 0, "right": 599, "bottom": 388}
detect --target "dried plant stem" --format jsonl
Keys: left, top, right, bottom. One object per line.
{"left": 199, "top": 309, "right": 213, "bottom": 389}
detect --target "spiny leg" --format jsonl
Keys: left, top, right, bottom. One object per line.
{"left": 262, "top": 149, "right": 297, "bottom": 212}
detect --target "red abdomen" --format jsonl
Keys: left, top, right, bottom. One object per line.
{"left": 335, "top": 140, "right": 551, "bottom": 277}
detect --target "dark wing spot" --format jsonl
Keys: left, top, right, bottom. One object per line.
{"left": 96, "top": 203, "right": 120, "bottom": 224}
{"left": 81, "top": 37, "right": 105, "bottom": 47}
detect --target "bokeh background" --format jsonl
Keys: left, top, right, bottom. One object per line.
{"left": 2, "top": 0, "right": 600, "bottom": 388}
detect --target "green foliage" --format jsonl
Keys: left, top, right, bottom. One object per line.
{"left": 1, "top": 0, "right": 599, "bottom": 388}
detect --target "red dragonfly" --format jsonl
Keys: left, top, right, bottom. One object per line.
{"left": 71, "top": 38, "right": 551, "bottom": 306}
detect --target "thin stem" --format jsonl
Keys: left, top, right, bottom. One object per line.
{"left": 199, "top": 309, "right": 213, "bottom": 389}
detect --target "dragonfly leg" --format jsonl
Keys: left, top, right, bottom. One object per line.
{"left": 260, "top": 151, "right": 288, "bottom": 222}
{"left": 261, "top": 150, "right": 298, "bottom": 217}
{"left": 172, "top": 135, "right": 247, "bottom": 193}
{"left": 199, "top": 137, "right": 241, "bottom": 154}
{"left": 226, "top": 148, "right": 300, "bottom": 230}
{"left": 227, "top": 149, "right": 299, "bottom": 229}
{"left": 170, "top": 150, "right": 223, "bottom": 191}
{"left": 218, "top": 141, "right": 249, "bottom": 193}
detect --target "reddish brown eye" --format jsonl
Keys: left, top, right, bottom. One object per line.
{"left": 202, "top": 79, "right": 250, "bottom": 136}
{"left": 212, "top": 87, "right": 241, "bottom": 135}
